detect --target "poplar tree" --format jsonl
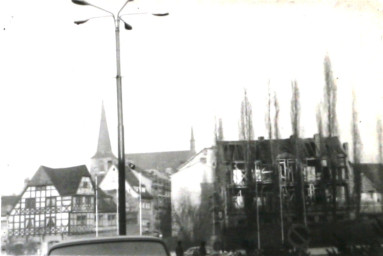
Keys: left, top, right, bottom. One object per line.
{"left": 323, "top": 55, "right": 338, "bottom": 221}
{"left": 352, "top": 90, "right": 362, "bottom": 218}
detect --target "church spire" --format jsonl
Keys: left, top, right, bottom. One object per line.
{"left": 190, "top": 127, "right": 196, "bottom": 154}
{"left": 92, "top": 103, "right": 115, "bottom": 159}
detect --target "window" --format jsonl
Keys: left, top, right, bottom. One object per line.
{"left": 77, "top": 215, "right": 86, "bottom": 225}
{"left": 25, "top": 218, "right": 34, "bottom": 228}
{"left": 85, "top": 197, "right": 92, "bottom": 205}
{"left": 107, "top": 214, "right": 116, "bottom": 226}
{"left": 83, "top": 181, "right": 89, "bottom": 188}
{"left": 25, "top": 198, "right": 36, "bottom": 209}
{"left": 46, "top": 217, "right": 56, "bottom": 228}
{"left": 142, "top": 202, "right": 151, "bottom": 209}
{"left": 46, "top": 197, "right": 56, "bottom": 207}
{"left": 74, "top": 197, "right": 81, "bottom": 206}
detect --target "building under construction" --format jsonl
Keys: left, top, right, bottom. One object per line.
{"left": 212, "top": 134, "right": 353, "bottom": 250}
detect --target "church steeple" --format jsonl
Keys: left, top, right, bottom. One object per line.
{"left": 190, "top": 127, "right": 196, "bottom": 154}
{"left": 90, "top": 103, "right": 116, "bottom": 177}
{"left": 92, "top": 103, "right": 115, "bottom": 159}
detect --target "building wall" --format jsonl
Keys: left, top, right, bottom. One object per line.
{"left": 8, "top": 185, "right": 70, "bottom": 237}
{"left": 172, "top": 148, "right": 215, "bottom": 207}
{"left": 90, "top": 157, "right": 116, "bottom": 178}
{"left": 361, "top": 192, "right": 383, "bottom": 214}
{"left": 171, "top": 148, "right": 215, "bottom": 238}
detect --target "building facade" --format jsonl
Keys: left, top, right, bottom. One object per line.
{"left": 207, "top": 135, "right": 354, "bottom": 249}
{"left": 356, "top": 163, "right": 383, "bottom": 215}
{"left": 171, "top": 147, "right": 216, "bottom": 241}
{"left": 4, "top": 165, "right": 117, "bottom": 254}
{"left": 91, "top": 104, "right": 194, "bottom": 237}
{"left": 98, "top": 163, "right": 154, "bottom": 235}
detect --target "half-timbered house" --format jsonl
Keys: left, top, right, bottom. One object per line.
{"left": 7, "top": 165, "right": 96, "bottom": 239}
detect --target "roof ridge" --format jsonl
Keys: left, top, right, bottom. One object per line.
{"left": 126, "top": 150, "right": 191, "bottom": 155}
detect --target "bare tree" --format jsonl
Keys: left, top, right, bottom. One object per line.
{"left": 352, "top": 90, "right": 362, "bottom": 218}
{"left": 323, "top": 55, "right": 338, "bottom": 221}
{"left": 239, "top": 89, "right": 254, "bottom": 141}
{"left": 272, "top": 91, "right": 285, "bottom": 243}
{"left": 290, "top": 80, "right": 306, "bottom": 225}
{"left": 215, "top": 117, "right": 224, "bottom": 142}
{"left": 238, "top": 89, "right": 255, "bottom": 222}
{"left": 266, "top": 82, "right": 273, "bottom": 142}
{"left": 291, "top": 81, "right": 300, "bottom": 138}
{"left": 316, "top": 105, "right": 328, "bottom": 216}
{"left": 377, "top": 118, "right": 383, "bottom": 165}
{"left": 324, "top": 55, "right": 338, "bottom": 137}
{"left": 273, "top": 92, "right": 280, "bottom": 141}
{"left": 172, "top": 191, "right": 211, "bottom": 245}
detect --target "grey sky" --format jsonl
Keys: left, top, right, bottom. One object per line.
{"left": 1, "top": 0, "right": 383, "bottom": 195}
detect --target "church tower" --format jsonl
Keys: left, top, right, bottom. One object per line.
{"left": 90, "top": 103, "right": 117, "bottom": 177}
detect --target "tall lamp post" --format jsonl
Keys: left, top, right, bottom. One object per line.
{"left": 72, "top": 0, "right": 168, "bottom": 235}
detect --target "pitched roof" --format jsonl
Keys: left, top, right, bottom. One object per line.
{"left": 92, "top": 103, "right": 116, "bottom": 159}
{"left": 218, "top": 136, "right": 346, "bottom": 163}
{"left": 125, "top": 167, "right": 153, "bottom": 199}
{"left": 29, "top": 165, "right": 92, "bottom": 196}
{"left": 355, "top": 163, "right": 383, "bottom": 193}
{"left": 177, "top": 147, "right": 213, "bottom": 171}
{"left": 1, "top": 195, "right": 20, "bottom": 216}
{"left": 126, "top": 150, "right": 192, "bottom": 171}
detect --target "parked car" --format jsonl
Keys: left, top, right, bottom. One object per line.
{"left": 184, "top": 246, "right": 213, "bottom": 256}
{"left": 48, "top": 236, "right": 170, "bottom": 256}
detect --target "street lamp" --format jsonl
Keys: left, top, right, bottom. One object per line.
{"left": 72, "top": 0, "right": 168, "bottom": 236}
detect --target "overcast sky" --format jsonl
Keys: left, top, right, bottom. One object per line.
{"left": 1, "top": 0, "right": 383, "bottom": 195}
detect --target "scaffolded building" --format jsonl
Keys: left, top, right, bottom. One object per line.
{"left": 213, "top": 135, "right": 353, "bottom": 249}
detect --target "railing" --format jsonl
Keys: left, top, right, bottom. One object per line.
{"left": 70, "top": 225, "right": 94, "bottom": 234}
{"left": 14, "top": 206, "right": 70, "bottom": 215}
{"left": 8, "top": 226, "right": 69, "bottom": 237}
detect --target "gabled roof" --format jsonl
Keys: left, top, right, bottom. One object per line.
{"left": 125, "top": 167, "right": 153, "bottom": 200}
{"left": 126, "top": 150, "right": 192, "bottom": 172}
{"left": 29, "top": 165, "right": 92, "bottom": 196}
{"left": 101, "top": 164, "right": 153, "bottom": 200}
{"left": 176, "top": 147, "right": 213, "bottom": 171}
{"left": 1, "top": 195, "right": 20, "bottom": 216}
{"left": 355, "top": 163, "right": 383, "bottom": 193}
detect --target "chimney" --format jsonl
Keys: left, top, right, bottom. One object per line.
{"left": 343, "top": 142, "right": 349, "bottom": 156}
{"left": 258, "top": 136, "right": 264, "bottom": 141}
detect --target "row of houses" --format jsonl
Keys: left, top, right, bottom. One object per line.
{"left": 171, "top": 136, "right": 383, "bottom": 249}
{"left": 2, "top": 103, "right": 383, "bottom": 252}
{"left": 1, "top": 104, "right": 195, "bottom": 254}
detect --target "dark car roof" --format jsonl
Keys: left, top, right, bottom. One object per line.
{"left": 48, "top": 236, "right": 168, "bottom": 255}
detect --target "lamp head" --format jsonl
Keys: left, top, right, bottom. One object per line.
{"left": 123, "top": 22, "right": 133, "bottom": 30}
{"left": 74, "top": 19, "right": 89, "bottom": 25}
{"left": 152, "top": 13, "right": 169, "bottom": 16}
{"left": 72, "top": 0, "right": 89, "bottom": 5}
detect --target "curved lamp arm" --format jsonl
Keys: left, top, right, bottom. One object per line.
{"left": 72, "top": 0, "right": 116, "bottom": 21}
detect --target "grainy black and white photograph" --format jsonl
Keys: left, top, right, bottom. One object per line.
{"left": 1, "top": 0, "right": 383, "bottom": 255}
